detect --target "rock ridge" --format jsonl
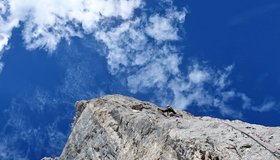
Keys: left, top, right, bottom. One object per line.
{"left": 43, "top": 94, "right": 280, "bottom": 160}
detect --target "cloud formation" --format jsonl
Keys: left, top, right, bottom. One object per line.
{"left": 0, "top": 62, "right": 3, "bottom": 73}
{"left": 0, "top": 1, "right": 278, "bottom": 159}
{"left": 0, "top": 93, "right": 70, "bottom": 159}
{"left": 0, "top": 0, "right": 275, "bottom": 116}
{"left": 0, "top": 0, "right": 142, "bottom": 52}
{"left": 0, "top": 46, "right": 110, "bottom": 159}
{"left": 145, "top": 9, "right": 186, "bottom": 41}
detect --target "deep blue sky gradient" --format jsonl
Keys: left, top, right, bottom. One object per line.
{"left": 182, "top": 0, "right": 280, "bottom": 125}
{"left": 0, "top": 1, "right": 280, "bottom": 159}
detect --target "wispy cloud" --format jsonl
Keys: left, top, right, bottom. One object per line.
{"left": 0, "top": 143, "right": 28, "bottom": 160}
{"left": 0, "top": 62, "right": 3, "bottom": 73}
{"left": 0, "top": 0, "right": 278, "bottom": 159}
{"left": 229, "top": 3, "right": 280, "bottom": 26}
{"left": 0, "top": 0, "right": 142, "bottom": 52}
{"left": 0, "top": 89, "right": 73, "bottom": 159}
{"left": 145, "top": 9, "right": 186, "bottom": 41}
{"left": 248, "top": 100, "right": 278, "bottom": 112}
{"left": 255, "top": 101, "right": 276, "bottom": 112}
{"left": 163, "top": 63, "right": 243, "bottom": 118}
{"left": 0, "top": 0, "right": 276, "bottom": 115}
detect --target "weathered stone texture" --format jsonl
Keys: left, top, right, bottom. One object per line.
{"left": 43, "top": 95, "right": 280, "bottom": 160}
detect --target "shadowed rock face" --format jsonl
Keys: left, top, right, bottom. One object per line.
{"left": 42, "top": 95, "right": 280, "bottom": 160}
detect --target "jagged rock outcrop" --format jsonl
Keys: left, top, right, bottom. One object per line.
{"left": 43, "top": 95, "right": 280, "bottom": 160}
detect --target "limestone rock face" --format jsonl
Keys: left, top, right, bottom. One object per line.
{"left": 43, "top": 95, "right": 280, "bottom": 160}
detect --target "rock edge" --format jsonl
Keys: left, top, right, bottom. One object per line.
{"left": 42, "top": 94, "right": 280, "bottom": 160}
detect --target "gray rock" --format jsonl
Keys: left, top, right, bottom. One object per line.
{"left": 43, "top": 94, "right": 280, "bottom": 160}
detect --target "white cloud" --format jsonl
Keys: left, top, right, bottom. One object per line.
{"left": 145, "top": 9, "right": 186, "bottom": 41}
{"left": 252, "top": 100, "right": 277, "bottom": 112}
{"left": 188, "top": 68, "right": 209, "bottom": 84}
{"left": 124, "top": 45, "right": 182, "bottom": 93}
{"left": 0, "top": 0, "right": 276, "bottom": 117}
{"left": 0, "top": 0, "right": 186, "bottom": 96}
{"left": 167, "top": 63, "right": 238, "bottom": 114}
{"left": 0, "top": 34, "right": 9, "bottom": 52}
{"left": 146, "top": 15, "right": 179, "bottom": 41}
{"left": 145, "top": 8, "right": 187, "bottom": 41}
{"left": 240, "top": 93, "right": 277, "bottom": 112}
{"left": 254, "top": 101, "right": 278, "bottom": 112}
{"left": 0, "top": 0, "right": 143, "bottom": 53}
{"left": 239, "top": 93, "right": 252, "bottom": 109}
{"left": 95, "top": 6, "right": 185, "bottom": 95}
{"left": 256, "top": 101, "right": 275, "bottom": 112}
{"left": 127, "top": 62, "right": 168, "bottom": 93}
{"left": 0, "top": 62, "right": 3, "bottom": 73}
{"left": 1, "top": 0, "right": 278, "bottom": 159}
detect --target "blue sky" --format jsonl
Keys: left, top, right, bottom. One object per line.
{"left": 0, "top": 0, "right": 280, "bottom": 159}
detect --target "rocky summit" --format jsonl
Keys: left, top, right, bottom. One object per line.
{"left": 42, "top": 95, "right": 280, "bottom": 160}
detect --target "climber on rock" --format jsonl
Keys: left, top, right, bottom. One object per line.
{"left": 158, "top": 105, "right": 182, "bottom": 118}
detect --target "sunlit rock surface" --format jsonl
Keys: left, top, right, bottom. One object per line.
{"left": 42, "top": 94, "right": 280, "bottom": 160}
